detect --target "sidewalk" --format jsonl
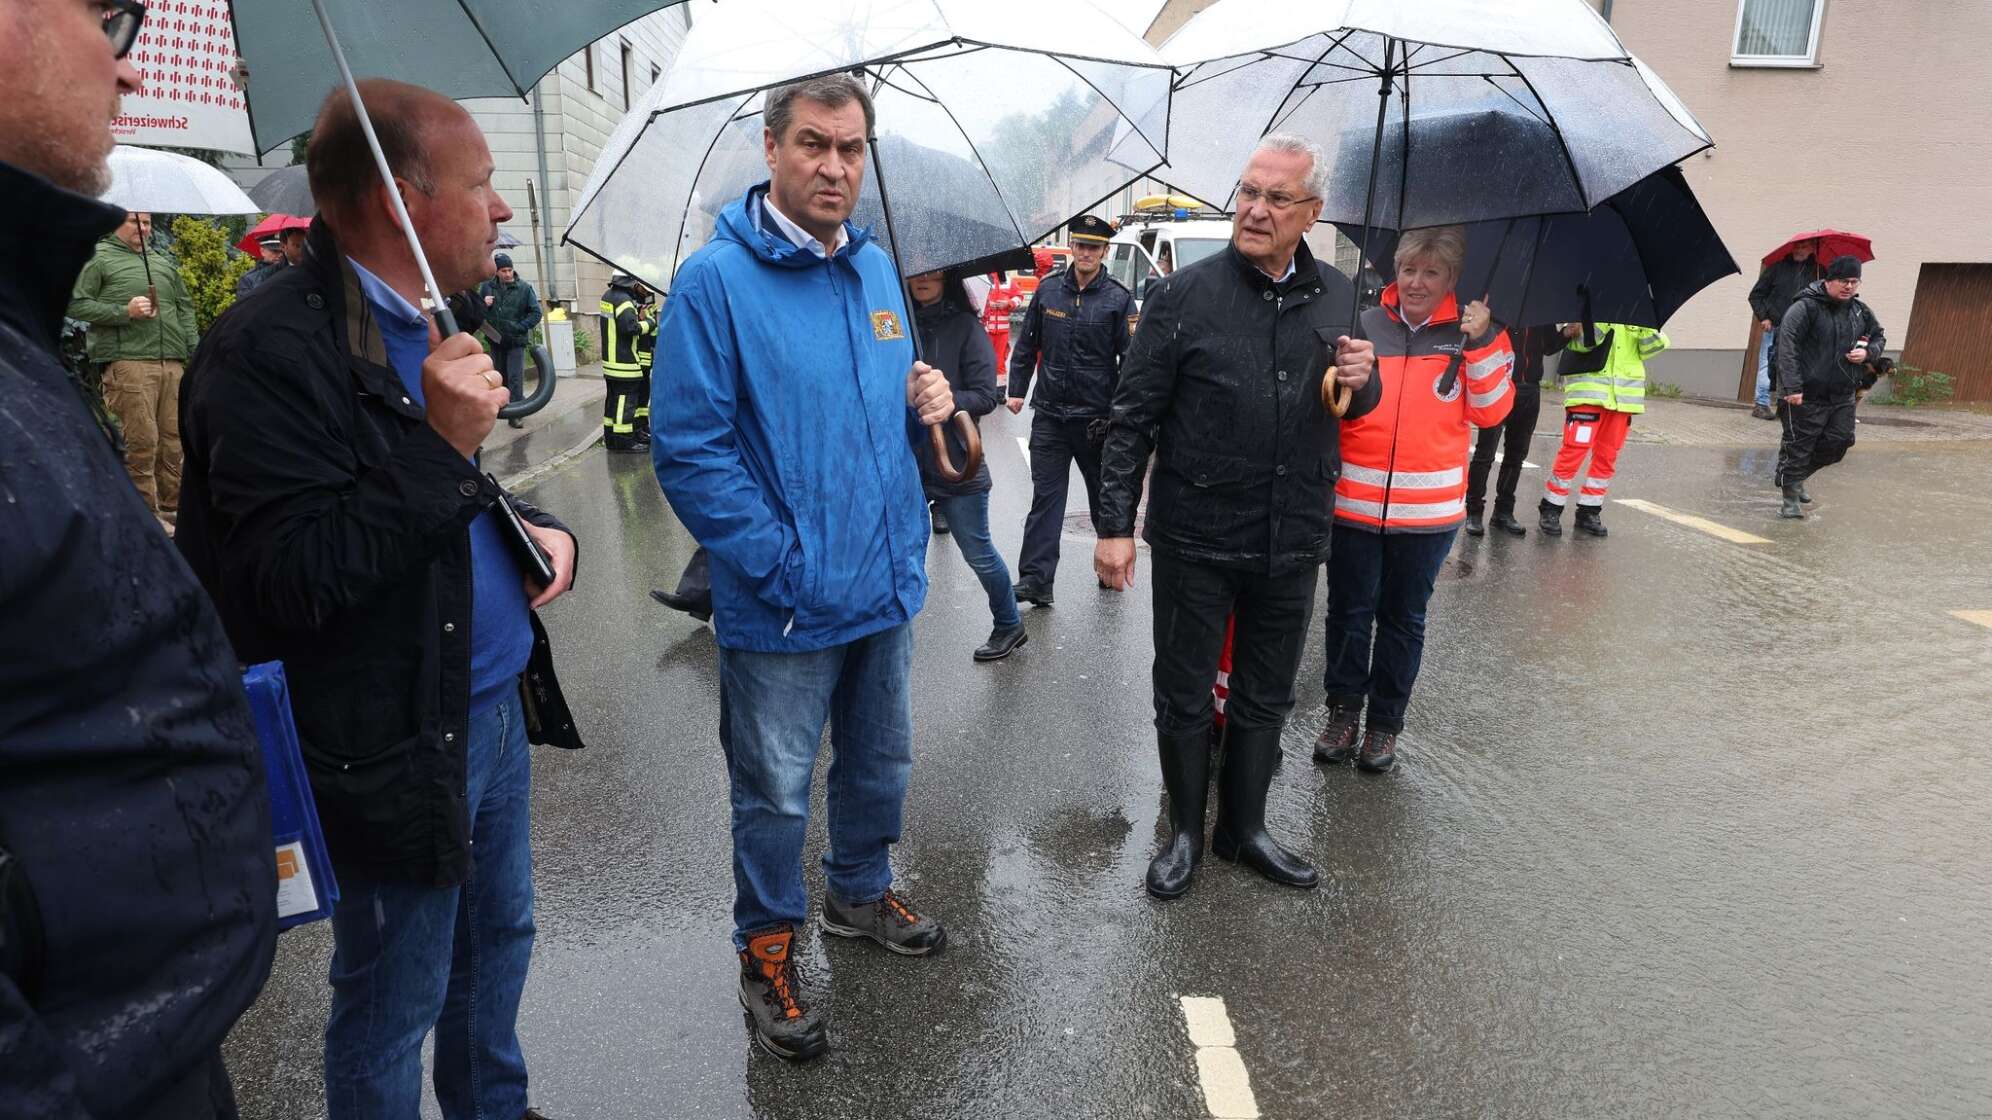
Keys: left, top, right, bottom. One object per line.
{"left": 1528, "top": 390, "right": 1992, "bottom": 448}
{"left": 484, "top": 364, "right": 607, "bottom": 489}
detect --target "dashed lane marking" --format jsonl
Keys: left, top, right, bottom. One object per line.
{"left": 1951, "top": 610, "right": 1992, "bottom": 630}
{"left": 1615, "top": 498, "right": 1772, "bottom": 546}
{"left": 1179, "top": 996, "right": 1259, "bottom": 1119}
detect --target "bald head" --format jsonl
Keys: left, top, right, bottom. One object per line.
{"left": 307, "top": 79, "right": 467, "bottom": 227}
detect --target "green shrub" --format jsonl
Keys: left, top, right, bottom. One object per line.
{"left": 168, "top": 216, "right": 255, "bottom": 335}
{"left": 572, "top": 327, "right": 596, "bottom": 365}
{"left": 1881, "top": 365, "right": 1954, "bottom": 407}
{"left": 1649, "top": 381, "right": 1684, "bottom": 399}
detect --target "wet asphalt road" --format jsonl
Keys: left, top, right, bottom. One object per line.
{"left": 224, "top": 405, "right": 1992, "bottom": 1119}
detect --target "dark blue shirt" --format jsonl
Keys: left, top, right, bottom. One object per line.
{"left": 351, "top": 259, "right": 533, "bottom": 714}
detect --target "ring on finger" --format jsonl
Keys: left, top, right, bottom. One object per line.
{"left": 484, "top": 370, "right": 503, "bottom": 389}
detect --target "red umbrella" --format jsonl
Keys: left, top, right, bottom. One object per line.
{"left": 1763, "top": 229, "right": 1873, "bottom": 269}
{"left": 234, "top": 213, "right": 311, "bottom": 255}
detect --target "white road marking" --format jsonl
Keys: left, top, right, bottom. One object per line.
{"left": 1016, "top": 435, "right": 1030, "bottom": 467}
{"left": 1951, "top": 610, "right": 1992, "bottom": 630}
{"left": 1179, "top": 996, "right": 1259, "bottom": 1119}
{"left": 1615, "top": 499, "right": 1772, "bottom": 545}
{"left": 1489, "top": 451, "right": 1540, "bottom": 469}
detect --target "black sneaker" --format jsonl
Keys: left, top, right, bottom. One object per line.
{"left": 931, "top": 503, "right": 950, "bottom": 535}
{"left": 821, "top": 889, "right": 946, "bottom": 956}
{"left": 1013, "top": 578, "right": 1054, "bottom": 607}
{"left": 738, "top": 928, "right": 828, "bottom": 1061}
{"left": 973, "top": 623, "right": 1028, "bottom": 662}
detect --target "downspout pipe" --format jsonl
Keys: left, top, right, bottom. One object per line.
{"left": 531, "top": 83, "right": 559, "bottom": 303}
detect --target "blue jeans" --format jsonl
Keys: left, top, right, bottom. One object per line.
{"left": 1755, "top": 332, "right": 1774, "bottom": 408}
{"left": 324, "top": 692, "right": 536, "bottom": 1120}
{"left": 1321, "top": 524, "right": 1458, "bottom": 734}
{"left": 717, "top": 622, "right": 914, "bottom": 948}
{"left": 932, "top": 492, "right": 1021, "bottom": 629}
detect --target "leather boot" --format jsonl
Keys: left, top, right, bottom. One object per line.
{"left": 1210, "top": 725, "right": 1318, "bottom": 890}
{"left": 1779, "top": 484, "right": 1805, "bottom": 519}
{"left": 1538, "top": 498, "right": 1563, "bottom": 537}
{"left": 1489, "top": 509, "right": 1528, "bottom": 537}
{"left": 1145, "top": 729, "right": 1211, "bottom": 900}
{"left": 1464, "top": 510, "right": 1485, "bottom": 537}
{"left": 1574, "top": 506, "right": 1608, "bottom": 538}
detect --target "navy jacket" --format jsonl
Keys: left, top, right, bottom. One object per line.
{"left": 0, "top": 159, "right": 275, "bottom": 1119}
{"left": 652, "top": 185, "right": 929, "bottom": 652}
{"left": 914, "top": 292, "right": 1001, "bottom": 499}
{"left": 1007, "top": 265, "right": 1133, "bottom": 419}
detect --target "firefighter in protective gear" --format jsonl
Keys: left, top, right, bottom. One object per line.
{"left": 600, "top": 272, "right": 654, "bottom": 452}
{"left": 634, "top": 285, "right": 660, "bottom": 441}
{"left": 1539, "top": 321, "right": 1668, "bottom": 538}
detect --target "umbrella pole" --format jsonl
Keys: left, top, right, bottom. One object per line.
{"left": 1332, "top": 36, "right": 1397, "bottom": 419}
{"left": 865, "top": 132, "right": 979, "bottom": 485}
{"left": 306, "top": 0, "right": 459, "bottom": 336}
{"left": 1437, "top": 218, "right": 1518, "bottom": 396}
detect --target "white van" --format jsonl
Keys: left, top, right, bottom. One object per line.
{"left": 1105, "top": 195, "right": 1233, "bottom": 310}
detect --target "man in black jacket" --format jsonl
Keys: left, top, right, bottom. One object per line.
{"left": 1466, "top": 323, "right": 1565, "bottom": 537}
{"left": 177, "top": 81, "right": 582, "bottom": 1119}
{"left": 1006, "top": 213, "right": 1133, "bottom": 605}
{"left": 1096, "top": 135, "right": 1378, "bottom": 900}
{"left": 1747, "top": 240, "right": 1820, "bottom": 418}
{"left": 1, "top": 4, "right": 276, "bottom": 1117}
{"left": 1774, "top": 255, "right": 1884, "bottom": 519}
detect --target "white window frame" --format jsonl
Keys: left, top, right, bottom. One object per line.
{"left": 1730, "top": 0, "right": 1826, "bottom": 68}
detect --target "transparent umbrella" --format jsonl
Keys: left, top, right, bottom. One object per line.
{"left": 101, "top": 146, "right": 261, "bottom": 215}
{"left": 1158, "top": 0, "right": 1713, "bottom": 412}
{"left": 565, "top": 0, "right": 1173, "bottom": 479}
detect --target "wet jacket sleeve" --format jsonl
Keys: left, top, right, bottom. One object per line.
{"left": 1775, "top": 301, "right": 1812, "bottom": 397}
{"left": 1748, "top": 265, "right": 1778, "bottom": 322}
{"left": 1861, "top": 303, "right": 1886, "bottom": 357}
{"left": 1632, "top": 326, "right": 1669, "bottom": 359}
{"left": 1007, "top": 295, "right": 1043, "bottom": 399}
{"left": 517, "top": 284, "right": 543, "bottom": 336}
{"left": 1461, "top": 327, "right": 1517, "bottom": 429}
{"left": 187, "top": 338, "right": 498, "bottom": 633}
{"left": 0, "top": 977, "right": 91, "bottom": 1120}
{"left": 65, "top": 256, "right": 124, "bottom": 327}
{"left": 651, "top": 271, "right": 798, "bottom": 608}
{"left": 1097, "top": 280, "right": 1181, "bottom": 537}
{"left": 171, "top": 274, "right": 198, "bottom": 353}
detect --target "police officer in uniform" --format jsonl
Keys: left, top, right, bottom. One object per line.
{"left": 600, "top": 271, "right": 653, "bottom": 452}
{"left": 1006, "top": 214, "right": 1132, "bottom": 605}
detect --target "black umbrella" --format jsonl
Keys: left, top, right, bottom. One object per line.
{"left": 1334, "top": 165, "right": 1741, "bottom": 333}
{"left": 247, "top": 164, "right": 314, "bottom": 217}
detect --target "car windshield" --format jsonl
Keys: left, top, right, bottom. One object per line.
{"left": 1172, "top": 238, "right": 1225, "bottom": 268}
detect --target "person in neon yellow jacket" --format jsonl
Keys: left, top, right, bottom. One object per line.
{"left": 1539, "top": 322, "right": 1668, "bottom": 538}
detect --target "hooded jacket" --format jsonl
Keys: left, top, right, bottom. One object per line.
{"left": 1099, "top": 240, "right": 1380, "bottom": 572}
{"left": 0, "top": 159, "right": 275, "bottom": 1120}
{"left": 1776, "top": 281, "right": 1886, "bottom": 399}
{"left": 66, "top": 233, "right": 198, "bottom": 362}
{"left": 913, "top": 289, "right": 1001, "bottom": 499}
{"left": 652, "top": 184, "right": 928, "bottom": 652}
{"left": 1748, "top": 255, "right": 1822, "bottom": 325}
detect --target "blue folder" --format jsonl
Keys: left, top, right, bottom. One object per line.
{"left": 241, "top": 662, "right": 339, "bottom": 930}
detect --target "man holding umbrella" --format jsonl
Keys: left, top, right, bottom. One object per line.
{"left": 1095, "top": 134, "right": 1378, "bottom": 900}
{"left": 652, "top": 74, "right": 956, "bottom": 1062}
{"left": 67, "top": 209, "right": 198, "bottom": 521}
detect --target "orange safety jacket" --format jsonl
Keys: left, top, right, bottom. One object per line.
{"left": 1336, "top": 286, "right": 1516, "bottom": 533}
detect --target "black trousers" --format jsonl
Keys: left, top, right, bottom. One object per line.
{"left": 1777, "top": 391, "right": 1856, "bottom": 487}
{"left": 1150, "top": 551, "right": 1319, "bottom": 736}
{"left": 492, "top": 339, "right": 528, "bottom": 403}
{"left": 1465, "top": 380, "right": 1541, "bottom": 516}
{"left": 1017, "top": 413, "right": 1103, "bottom": 586}
{"left": 675, "top": 546, "right": 710, "bottom": 601}
{"left": 603, "top": 373, "right": 648, "bottom": 446}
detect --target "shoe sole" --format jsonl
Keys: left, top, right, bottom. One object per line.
{"left": 1312, "top": 748, "right": 1358, "bottom": 765}
{"left": 1356, "top": 757, "right": 1396, "bottom": 773}
{"left": 818, "top": 916, "right": 947, "bottom": 957}
{"left": 972, "top": 633, "right": 1029, "bottom": 662}
{"left": 737, "top": 993, "right": 829, "bottom": 1061}
{"left": 1145, "top": 876, "right": 1194, "bottom": 901}
{"left": 1465, "top": 525, "right": 1485, "bottom": 537}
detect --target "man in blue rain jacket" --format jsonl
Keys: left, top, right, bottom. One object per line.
{"left": 651, "top": 74, "right": 958, "bottom": 1063}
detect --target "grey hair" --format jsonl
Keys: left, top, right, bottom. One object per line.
{"left": 1395, "top": 225, "right": 1468, "bottom": 281}
{"left": 765, "top": 73, "right": 876, "bottom": 142}
{"left": 1251, "top": 132, "right": 1330, "bottom": 200}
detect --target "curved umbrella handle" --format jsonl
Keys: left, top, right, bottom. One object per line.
{"left": 1322, "top": 373, "right": 1353, "bottom": 418}
{"left": 928, "top": 412, "right": 982, "bottom": 484}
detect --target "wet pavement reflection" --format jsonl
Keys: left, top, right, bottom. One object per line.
{"left": 225, "top": 409, "right": 1992, "bottom": 1118}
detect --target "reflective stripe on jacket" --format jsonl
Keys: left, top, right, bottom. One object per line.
{"left": 599, "top": 284, "right": 650, "bottom": 377}
{"left": 1336, "top": 285, "right": 1515, "bottom": 534}
{"left": 1561, "top": 323, "right": 1667, "bottom": 414}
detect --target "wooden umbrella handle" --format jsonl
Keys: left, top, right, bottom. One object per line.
{"left": 1322, "top": 373, "right": 1353, "bottom": 418}
{"left": 928, "top": 412, "right": 982, "bottom": 484}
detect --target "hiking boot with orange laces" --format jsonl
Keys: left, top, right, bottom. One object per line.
{"left": 738, "top": 927, "right": 828, "bottom": 1061}
{"left": 820, "top": 889, "right": 946, "bottom": 956}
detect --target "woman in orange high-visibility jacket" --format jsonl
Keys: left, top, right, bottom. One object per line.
{"left": 1314, "top": 226, "right": 1515, "bottom": 773}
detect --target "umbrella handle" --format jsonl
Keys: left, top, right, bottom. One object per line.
{"left": 1322, "top": 373, "right": 1353, "bottom": 418}
{"left": 928, "top": 412, "right": 981, "bottom": 484}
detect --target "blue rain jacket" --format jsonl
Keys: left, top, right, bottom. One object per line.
{"left": 652, "top": 184, "right": 928, "bottom": 652}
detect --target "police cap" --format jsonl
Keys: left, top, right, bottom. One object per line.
{"left": 1067, "top": 214, "right": 1112, "bottom": 245}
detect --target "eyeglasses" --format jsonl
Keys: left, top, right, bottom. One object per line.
{"left": 101, "top": 0, "right": 147, "bottom": 60}
{"left": 1235, "top": 183, "right": 1317, "bottom": 212}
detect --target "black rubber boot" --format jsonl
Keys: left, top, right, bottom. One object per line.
{"left": 1779, "top": 484, "right": 1805, "bottom": 519}
{"left": 1574, "top": 506, "right": 1608, "bottom": 538}
{"left": 1210, "top": 726, "right": 1318, "bottom": 890}
{"left": 1489, "top": 508, "right": 1527, "bottom": 537}
{"left": 1145, "top": 730, "right": 1211, "bottom": 900}
{"left": 1464, "top": 511, "right": 1485, "bottom": 537}
{"left": 1538, "top": 499, "right": 1564, "bottom": 537}
{"left": 1798, "top": 482, "right": 1814, "bottom": 504}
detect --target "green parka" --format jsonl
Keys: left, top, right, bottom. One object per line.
{"left": 67, "top": 235, "right": 197, "bottom": 363}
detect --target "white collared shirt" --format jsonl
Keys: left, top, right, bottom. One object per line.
{"left": 761, "top": 194, "right": 849, "bottom": 259}
{"left": 1258, "top": 256, "right": 1297, "bottom": 284}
